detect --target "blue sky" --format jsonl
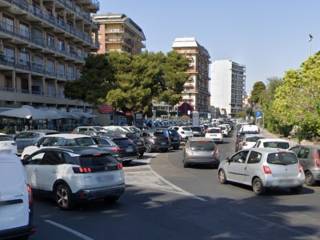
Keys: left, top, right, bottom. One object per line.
{"left": 99, "top": 0, "right": 320, "bottom": 92}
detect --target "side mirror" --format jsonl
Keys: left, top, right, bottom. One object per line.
{"left": 226, "top": 157, "right": 231, "bottom": 163}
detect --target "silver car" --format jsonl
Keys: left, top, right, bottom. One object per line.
{"left": 183, "top": 138, "right": 220, "bottom": 168}
{"left": 218, "top": 148, "right": 305, "bottom": 195}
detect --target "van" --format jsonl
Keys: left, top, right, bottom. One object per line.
{"left": 0, "top": 153, "right": 33, "bottom": 239}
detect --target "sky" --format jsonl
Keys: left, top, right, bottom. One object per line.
{"left": 99, "top": 0, "right": 320, "bottom": 92}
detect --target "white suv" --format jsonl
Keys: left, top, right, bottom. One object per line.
{"left": 170, "top": 126, "right": 193, "bottom": 142}
{"left": 0, "top": 152, "right": 33, "bottom": 239}
{"left": 23, "top": 147, "right": 125, "bottom": 210}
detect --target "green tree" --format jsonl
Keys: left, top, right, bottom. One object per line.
{"left": 250, "top": 81, "right": 266, "bottom": 105}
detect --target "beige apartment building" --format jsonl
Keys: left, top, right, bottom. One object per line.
{"left": 0, "top": 0, "right": 100, "bottom": 110}
{"left": 93, "top": 13, "right": 146, "bottom": 55}
{"left": 172, "top": 37, "right": 211, "bottom": 115}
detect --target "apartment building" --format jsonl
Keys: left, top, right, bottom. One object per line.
{"left": 211, "top": 60, "right": 246, "bottom": 117}
{"left": 172, "top": 37, "right": 211, "bottom": 115}
{"left": 0, "top": 0, "right": 100, "bottom": 110}
{"left": 93, "top": 13, "right": 146, "bottom": 55}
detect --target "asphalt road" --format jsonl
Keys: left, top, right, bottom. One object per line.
{"left": 30, "top": 135, "right": 320, "bottom": 240}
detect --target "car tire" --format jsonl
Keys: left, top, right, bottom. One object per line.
{"left": 218, "top": 169, "right": 228, "bottom": 184}
{"left": 173, "top": 146, "right": 179, "bottom": 150}
{"left": 54, "top": 183, "right": 74, "bottom": 210}
{"left": 138, "top": 153, "right": 144, "bottom": 159}
{"left": 23, "top": 155, "right": 29, "bottom": 160}
{"left": 104, "top": 195, "right": 120, "bottom": 204}
{"left": 183, "top": 159, "right": 189, "bottom": 168}
{"left": 290, "top": 185, "right": 303, "bottom": 194}
{"left": 305, "top": 171, "right": 315, "bottom": 186}
{"left": 252, "top": 178, "right": 265, "bottom": 195}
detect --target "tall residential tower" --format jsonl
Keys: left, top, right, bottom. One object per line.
{"left": 211, "top": 60, "right": 246, "bottom": 117}
{"left": 172, "top": 37, "right": 210, "bottom": 115}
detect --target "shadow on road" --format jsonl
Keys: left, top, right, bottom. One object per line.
{"left": 32, "top": 187, "right": 318, "bottom": 240}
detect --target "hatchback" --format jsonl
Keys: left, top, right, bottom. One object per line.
{"left": 183, "top": 138, "right": 220, "bottom": 168}
{"left": 255, "top": 138, "right": 290, "bottom": 149}
{"left": 24, "top": 147, "right": 125, "bottom": 210}
{"left": 290, "top": 145, "right": 320, "bottom": 186}
{"left": 205, "top": 127, "right": 223, "bottom": 143}
{"left": 218, "top": 148, "right": 305, "bottom": 195}
{"left": 142, "top": 131, "right": 170, "bottom": 152}
{"left": 168, "top": 129, "right": 181, "bottom": 150}
{"left": 0, "top": 152, "right": 33, "bottom": 239}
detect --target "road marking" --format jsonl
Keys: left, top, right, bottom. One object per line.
{"left": 148, "top": 166, "right": 207, "bottom": 202}
{"left": 45, "top": 220, "right": 94, "bottom": 240}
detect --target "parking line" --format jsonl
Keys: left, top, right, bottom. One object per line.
{"left": 45, "top": 220, "right": 94, "bottom": 240}
{"left": 148, "top": 166, "right": 207, "bottom": 202}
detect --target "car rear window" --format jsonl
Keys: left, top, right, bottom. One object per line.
{"left": 190, "top": 141, "right": 215, "bottom": 151}
{"left": 0, "top": 135, "right": 13, "bottom": 141}
{"left": 113, "top": 138, "right": 132, "bottom": 146}
{"left": 79, "top": 154, "right": 118, "bottom": 167}
{"left": 208, "top": 129, "right": 221, "bottom": 133}
{"left": 263, "top": 142, "right": 289, "bottom": 149}
{"left": 267, "top": 152, "right": 298, "bottom": 165}
{"left": 191, "top": 127, "right": 201, "bottom": 131}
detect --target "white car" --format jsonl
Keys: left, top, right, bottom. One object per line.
{"left": 0, "top": 152, "right": 33, "bottom": 239}
{"left": 218, "top": 148, "right": 305, "bottom": 195}
{"left": 0, "top": 133, "right": 17, "bottom": 154}
{"left": 170, "top": 126, "right": 193, "bottom": 141}
{"left": 24, "top": 147, "right": 125, "bottom": 210}
{"left": 240, "top": 124, "right": 260, "bottom": 134}
{"left": 21, "top": 134, "right": 97, "bottom": 159}
{"left": 218, "top": 125, "right": 229, "bottom": 137}
{"left": 255, "top": 138, "right": 291, "bottom": 149}
{"left": 240, "top": 134, "right": 264, "bottom": 150}
{"left": 205, "top": 127, "right": 223, "bottom": 143}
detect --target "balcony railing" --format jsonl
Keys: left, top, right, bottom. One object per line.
{"left": 4, "top": 0, "right": 99, "bottom": 48}
{"left": 0, "top": 55, "right": 77, "bottom": 81}
{"left": 0, "top": 20, "right": 86, "bottom": 62}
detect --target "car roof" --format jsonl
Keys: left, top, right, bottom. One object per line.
{"left": 259, "top": 138, "right": 290, "bottom": 143}
{"left": 33, "top": 146, "right": 110, "bottom": 156}
{"left": 250, "top": 148, "right": 292, "bottom": 154}
{"left": 244, "top": 134, "right": 264, "bottom": 138}
{"left": 43, "top": 133, "right": 91, "bottom": 139}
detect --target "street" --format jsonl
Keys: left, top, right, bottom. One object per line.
{"left": 30, "top": 134, "right": 320, "bottom": 240}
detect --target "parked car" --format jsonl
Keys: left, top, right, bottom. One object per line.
{"left": 21, "top": 134, "right": 98, "bottom": 159}
{"left": 98, "top": 136, "right": 138, "bottom": 164}
{"left": 190, "top": 126, "right": 204, "bottom": 137}
{"left": 72, "top": 126, "right": 107, "bottom": 136}
{"left": 255, "top": 138, "right": 290, "bottom": 149}
{"left": 237, "top": 134, "right": 264, "bottom": 151}
{"left": 170, "top": 126, "right": 193, "bottom": 142}
{"left": 168, "top": 129, "right": 181, "bottom": 150}
{"left": 183, "top": 138, "right": 220, "bottom": 168}
{"left": 205, "top": 127, "right": 223, "bottom": 143}
{"left": 290, "top": 145, "right": 320, "bottom": 186}
{"left": 142, "top": 131, "right": 170, "bottom": 152}
{"left": 23, "top": 147, "right": 125, "bottom": 210}
{"left": 0, "top": 133, "right": 17, "bottom": 154}
{"left": 218, "top": 149, "right": 305, "bottom": 195}
{"left": 15, "top": 130, "right": 58, "bottom": 155}
{"left": 0, "top": 152, "right": 33, "bottom": 239}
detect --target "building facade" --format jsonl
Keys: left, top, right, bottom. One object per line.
{"left": 172, "top": 37, "right": 211, "bottom": 115}
{"left": 211, "top": 60, "right": 246, "bottom": 117}
{"left": 0, "top": 0, "right": 99, "bottom": 110}
{"left": 94, "top": 13, "right": 145, "bottom": 55}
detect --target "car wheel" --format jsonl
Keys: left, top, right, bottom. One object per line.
{"left": 55, "top": 183, "right": 74, "bottom": 210}
{"left": 218, "top": 169, "right": 227, "bottom": 184}
{"left": 23, "top": 155, "right": 29, "bottom": 160}
{"left": 173, "top": 146, "right": 179, "bottom": 150}
{"left": 138, "top": 152, "right": 144, "bottom": 159}
{"left": 145, "top": 144, "right": 152, "bottom": 153}
{"left": 291, "top": 186, "right": 303, "bottom": 194}
{"left": 104, "top": 195, "right": 120, "bottom": 204}
{"left": 252, "top": 178, "right": 265, "bottom": 195}
{"left": 305, "top": 171, "right": 315, "bottom": 186}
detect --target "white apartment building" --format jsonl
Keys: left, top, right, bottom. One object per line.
{"left": 211, "top": 60, "right": 246, "bottom": 116}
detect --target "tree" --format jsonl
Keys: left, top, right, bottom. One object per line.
{"left": 64, "top": 54, "right": 115, "bottom": 106}
{"left": 250, "top": 81, "right": 266, "bottom": 105}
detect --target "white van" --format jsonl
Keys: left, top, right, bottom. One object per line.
{"left": 0, "top": 152, "right": 33, "bottom": 239}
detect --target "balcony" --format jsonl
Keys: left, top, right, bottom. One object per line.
{"left": 3, "top": 0, "right": 99, "bottom": 48}
{"left": 0, "top": 20, "right": 85, "bottom": 63}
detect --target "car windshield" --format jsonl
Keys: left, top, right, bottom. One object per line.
{"left": 208, "top": 129, "right": 220, "bottom": 133}
{"left": 246, "top": 136, "right": 263, "bottom": 142}
{"left": 267, "top": 152, "right": 298, "bottom": 165}
{"left": 263, "top": 141, "right": 289, "bottom": 149}
{"left": 190, "top": 141, "right": 215, "bottom": 151}
{"left": 0, "top": 135, "right": 13, "bottom": 141}
{"left": 182, "top": 127, "right": 191, "bottom": 131}
{"left": 191, "top": 127, "right": 201, "bottom": 131}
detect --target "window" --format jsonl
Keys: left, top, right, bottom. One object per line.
{"left": 190, "top": 141, "right": 215, "bottom": 151}
{"left": 19, "top": 23, "right": 30, "bottom": 38}
{"left": 29, "top": 152, "right": 45, "bottom": 165}
{"left": 247, "top": 151, "right": 262, "bottom": 164}
{"left": 231, "top": 151, "right": 249, "bottom": 164}
{"left": 4, "top": 47, "right": 15, "bottom": 62}
{"left": 78, "top": 128, "right": 88, "bottom": 134}
{"left": 47, "top": 34, "right": 55, "bottom": 48}
{"left": 298, "top": 147, "right": 310, "bottom": 159}
{"left": 16, "top": 132, "right": 34, "bottom": 139}
{"left": 3, "top": 16, "right": 14, "bottom": 32}
{"left": 41, "top": 151, "right": 65, "bottom": 165}
{"left": 263, "top": 141, "right": 290, "bottom": 149}
{"left": 290, "top": 146, "right": 300, "bottom": 155}
{"left": 267, "top": 152, "right": 298, "bottom": 165}
{"left": 19, "top": 51, "right": 30, "bottom": 65}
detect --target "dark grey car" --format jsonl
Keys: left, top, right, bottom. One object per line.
{"left": 15, "top": 130, "right": 58, "bottom": 154}
{"left": 183, "top": 138, "right": 220, "bottom": 168}
{"left": 291, "top": 145, "right": 320, "bottom": 186}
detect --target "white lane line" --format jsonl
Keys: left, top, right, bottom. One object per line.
{"left": 147, "top": 166, "right": 207, "bottom": 202}
{"left": 45, "top": 220, "right": 94, "bottom": 240}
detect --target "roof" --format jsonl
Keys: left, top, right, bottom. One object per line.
{"left": 252, "top": 148, "right": 292, "bottom": 154}
{"left": 44, "top": 134, "right": 91, "bottom": 139}
{"left": 172, "top": 37, "right": 210, "bottom": 57}
{"left": 36, "top": 147, "right": 111, "bottom": 156}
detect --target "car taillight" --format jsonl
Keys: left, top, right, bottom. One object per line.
{"left": 263, "top": 165, "right": 272, "bottom": 175}
{"left": 27, "top": 184, "right": 32, "bottom": 205}
{"left": 111, "top": 147, "right": 121, "bottom": 153}
{"left": 73, "top": 167, "right": 92, "bottom": 174}
{"left": 298, "top": 163, "right": 304, "bottom": 173}
{"left": 117, "top": 162, "right": 123, "bottom": 170}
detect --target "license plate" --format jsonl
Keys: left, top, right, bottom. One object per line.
{"left": 96, "top": 175, "right": 114, "bottom": 182}
{"left": 173, "top": 138, "right": 178, "bottom": 141}
{"left": 161, "top": 142, "right": 166, "bottom": 145}
{"left": 126, "top": 147, "right": 134, "bottom": 152}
